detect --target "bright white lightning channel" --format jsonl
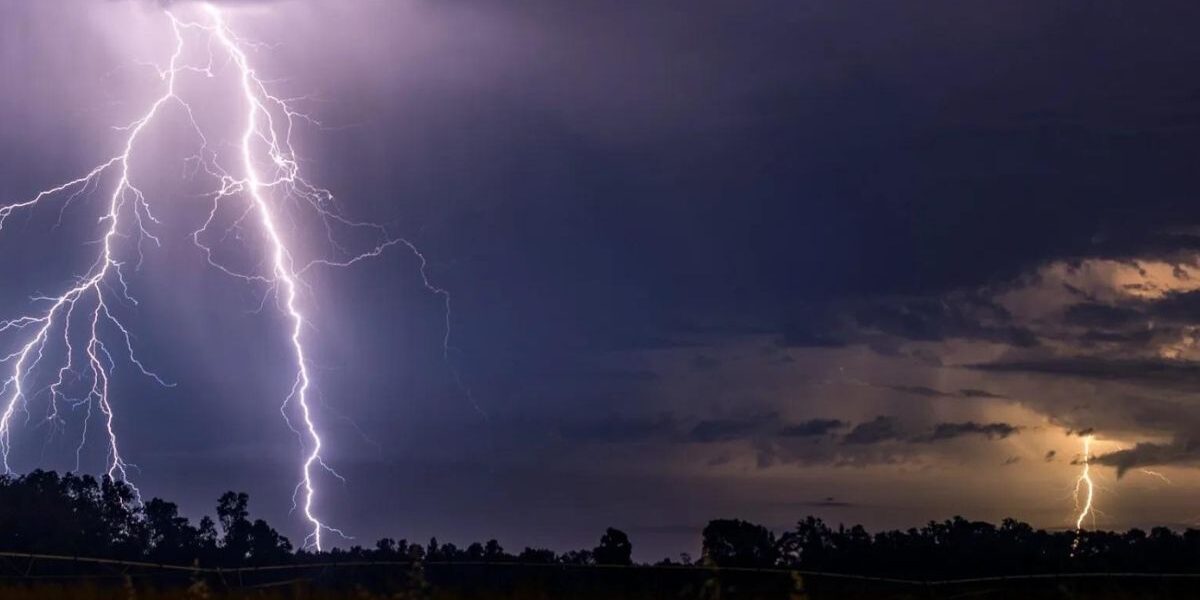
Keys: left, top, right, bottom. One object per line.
{"left": 0, "top": 5, "right": 447, "bottom": 550}
{"left": 1073, "top": 435, "right": 1095, "bottom": 532}
{"left": 1070, "top": 434, "right": 1096, "bottom": 557}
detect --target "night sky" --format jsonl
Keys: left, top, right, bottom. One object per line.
{"left": 5, "top": 0, "right": 1200, "bottom": 561}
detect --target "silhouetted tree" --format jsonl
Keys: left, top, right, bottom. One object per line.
{"left": 216, "top": 491, "right": 252, "bottom": 560}
{"left": 197, "top": 515, "right": 219, "bottom": 553}
{"left": 375, "top": 537, "right": 397, "bottom": 556}
{"left": 702, "top": 519, "right": 777, "bottom": 567}
{"left": 483, "top": 539, "right": 506, "bottom": 561}
{"left": 593, "top": 527, "right": 633, "bottom": 566}
{"left": 518, "top": 547, "right": 558, "bottom": 563}
{"left": 559, "top": 549, "right": 594, "bottom": 565}
{"left": 246, "top": 519, "right": 291, "bottom": 563}
{"left": 99, "top": 475, "right": 144, "bottom": 556}
{"left": 144, "top": 498, "right": 211, "bottom": 562}
{"left": 209, "top": 491, "right": 290, "bottom": 563}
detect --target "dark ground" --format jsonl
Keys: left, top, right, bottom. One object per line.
{"left": 5, "top": 563, "right": 1200, "bottom": 599}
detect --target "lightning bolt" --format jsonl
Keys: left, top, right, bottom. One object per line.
{"left": 0, "top": 13, "right": 189, "bottom": 491}
{"left": 0, "top": 4, "right": 448, "bottom": 550}
{"left": 1071, "top": 434, "right": 1095, "bottom": 555}
{"left": 200, "top": 5, "right": 345, "bottom": 551}
{"left": 1138, "top": 468, "right": 1172, "bottom": 485}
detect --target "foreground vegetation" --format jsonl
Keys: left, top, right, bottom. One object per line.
{"left": 8, "top": 470, "right": 1200, "bottom": 597}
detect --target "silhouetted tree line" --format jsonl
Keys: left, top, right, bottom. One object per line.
{"left": 0, "top": 471, "right": 290, "bottom": 565}
{"left": 5, "top": 470, "right": 1200, "bottom": 577}
{"left": 700, "top": 516, "right": 1200, "bottom": 578}
{"left": 0, "top": 471, "right": 634, "bottom": 568}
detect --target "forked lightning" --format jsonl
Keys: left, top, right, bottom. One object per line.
{"left": 0, "top": 3, "right": 446, "bottom": 550}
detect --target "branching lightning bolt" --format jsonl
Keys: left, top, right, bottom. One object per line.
{"left": 0, "top": 16, "right": 188, "bottom": 492}
{"left": 1071, "top": 435, "right": 1095, "bottom": 555}
{"left": 0, "top": 4, "right": 451, "bottom": 550}
{"left": 202, "top": 5, "right": 346, "bottom": 551}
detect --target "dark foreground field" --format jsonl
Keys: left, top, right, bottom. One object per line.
{"left": 5, "top": 563, "right": 1200, "bottom": 599}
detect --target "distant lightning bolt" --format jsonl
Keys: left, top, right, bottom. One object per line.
{"left": 1064, "top": 439, "right": 1169, "bottom": 554}
{"left": 1071, "top": 434, "right": 1095, "bottom": 555}
{"left": 1139, "top": 468, "right": 1172, "bottom": 485}
{"left": 0, "top": 4, "right": 449, "bottom": 550}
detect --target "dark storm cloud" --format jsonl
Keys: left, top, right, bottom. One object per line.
{"left": 853, "top": 298, "right": 1040, "bottom": 348}
{"left": 688, "top": 415, "right": 777, "bottom": 444}
{"left": 778, "top": 418, "right": 847, "bottom": 438}
{"left": 388, "top": 0, "right": 1200, "bottom": 378}
{"left": 775, "top": 327, "right": 848, "bottom": 349}
{"left": 842, "top": 416, "right": 900, "bottom": 446}
{"left": 1141, "top": 290, "right": 1200, "bottom": 323}
{"left": 959, "top": 388, "right": 1007, "bottom": 399}
{"left": 885, "top": 385, "right": 954, "bottom": 398}
{"left": 741, "top": 415, "right": 1024, "bottom": 468}
{"left": 915, "top": 422, "right": 1021, "bottom": 443}
{"left": 1063, "top": 303, "right": 1145, "bottom": 328}
{"left": 687, "top": 415, "right": 853, "bottom": 445}
{"left": 969, "top": 358, "right": 1200, "bottom": 387}
{"left": 560, "top": 414, "right": 851, "bottom": 446}
{"left": 1044, "top": 450, "right": 1057, "bottom": 462}
{"left": 1044, "top": 293, "right": 1200, "bottom": 352}
{"left": 1094, "top": 440, "right": 1200, "bottom": 477}
{"left": 1078, "top": 328, "right": 1157, "bottom": 345}
{"left": 778, "top": 417, "right": 1018, "bottom": 450}
{"left": 881, "top": 384, "right": 1007, "bottom": 400}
